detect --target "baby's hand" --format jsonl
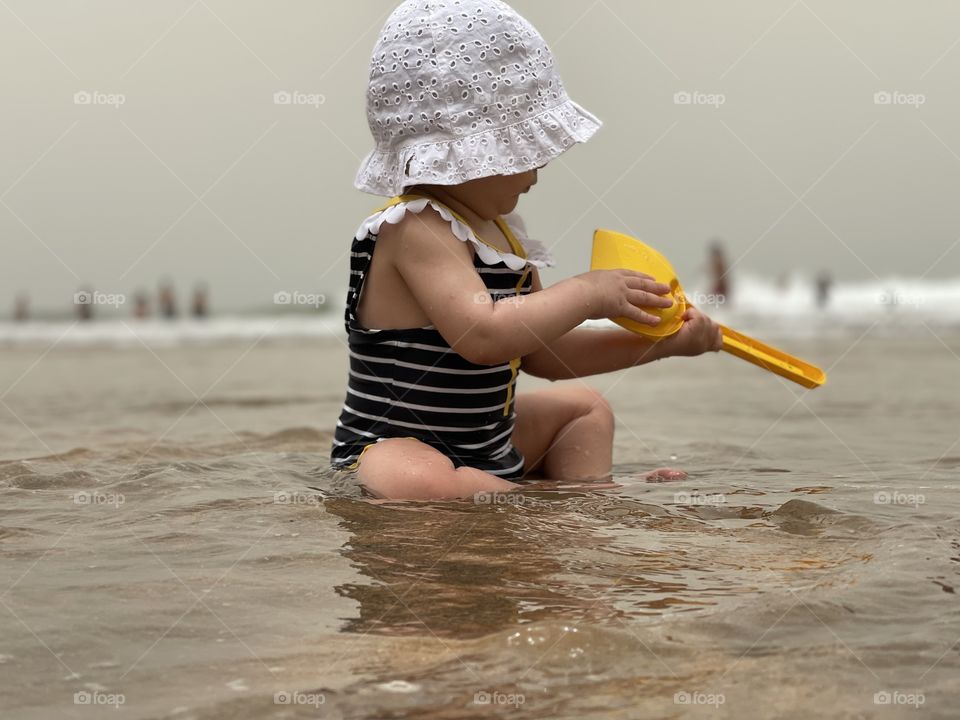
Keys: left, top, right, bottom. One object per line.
{"left": 668, "top": 306, "right": 724, "bottom": 357}
{"left": 578, "top": 270, "right": 673, "bottom": 327}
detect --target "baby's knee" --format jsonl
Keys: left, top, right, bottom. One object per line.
{"left": 573, "top": 386, "right": 614, "bottom": 426}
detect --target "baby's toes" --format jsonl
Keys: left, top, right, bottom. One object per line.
{"left": 644, "top": 467, "right": 688, "bottom": 483}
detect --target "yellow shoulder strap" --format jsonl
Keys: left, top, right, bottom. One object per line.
{"left": 494, "top": 216, "right": 527, "bottom": 259}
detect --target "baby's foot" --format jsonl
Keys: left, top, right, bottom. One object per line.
{"left": 644, "top": 467, "right": 688, "bottom": 483}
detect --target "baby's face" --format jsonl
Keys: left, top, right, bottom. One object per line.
{"left": 452, "top": 167, "right": 540, "bottom": 219}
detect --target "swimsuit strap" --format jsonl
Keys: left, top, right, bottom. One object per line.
{"left": 372, "top": 194, "right": 527, "bottom": 260}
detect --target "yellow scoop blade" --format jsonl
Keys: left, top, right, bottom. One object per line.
{"left": 590, "top": 228, "right": 688, "bottom": 337}
{"left": 591, "top": 229, "right": 827, "bottom": 389}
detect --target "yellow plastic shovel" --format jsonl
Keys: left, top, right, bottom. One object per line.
{"left": 591, "top": 228, "right": 826, "bottom": 389}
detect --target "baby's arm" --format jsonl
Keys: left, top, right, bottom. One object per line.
{"left": 521, "top": 269, "right": 724, "bottom": 380}
{"left": 385, "top": 207, "right": 672, "bottom": 366}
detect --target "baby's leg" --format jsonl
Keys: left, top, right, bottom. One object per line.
{"left": 356, "top": 438, "right": 519, "bottom": 501}
{"left": 512, "top": 386, "right": 687, "bottom": 482}
{"left": 512, "top": 385, "right": 615, "bottom": 480}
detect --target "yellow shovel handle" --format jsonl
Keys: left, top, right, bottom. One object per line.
{"left": 720, "top": 325, "right": 826, "bottom": 389}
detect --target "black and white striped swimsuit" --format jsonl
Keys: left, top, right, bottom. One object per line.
{"left": 330, "top": 195, "right": 534, "bottom": 479}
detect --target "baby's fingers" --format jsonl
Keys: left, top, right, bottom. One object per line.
{"left": 628, "top": 289, "right": 673, "bottom": 309}
{"left": 620, "top": 270, "right": 659, "bottom": 284}
{"left": 625, "top": 277, "right": 671, "bottom": 296}
{"left": 621, "top": 304, "right": 662, "bottom": 327}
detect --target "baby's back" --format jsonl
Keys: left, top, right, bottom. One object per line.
{"left": 329, "top": 197, "right": 534, "bottom": 479}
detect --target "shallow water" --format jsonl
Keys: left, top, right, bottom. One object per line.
{"left": 1, "top": 331, "right": 959, "bottom": 718}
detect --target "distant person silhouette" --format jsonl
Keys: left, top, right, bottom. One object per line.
{"left": 158, "top": 282, "right": 177, "bottom": 319}
{"left": 815, "top": 271, "right": 832, "bottom": 309}
{"left": 133, "top": 291, "right": 150, "bottom": 318}
{"left": 708, "top": 240, "right": 730, "bottom": 304}
{"left": 191, "top": 284, "right": 208, "bottom": 318}
{"left": 13, "top": 293, "right": 29, "bottom": 322}
{"left": 76, "top": 287, "right": 94, "bottom": 321}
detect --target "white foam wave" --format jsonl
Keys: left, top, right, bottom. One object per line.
{"left": 0, "top": 315, "right": 348, "bottom": 349}
{"left": 2, "top": 276, "right": 958, "bottom": 348}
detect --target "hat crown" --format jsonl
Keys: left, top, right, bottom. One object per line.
{"left": 365, "top": 0, "right": 568, "bottom": 148}
{"left": 353, "top": 0, "right": 602, "bottom": 196}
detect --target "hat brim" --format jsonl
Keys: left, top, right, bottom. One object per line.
{"left": 354, "top": 98, "right": 603, "bottom": 197}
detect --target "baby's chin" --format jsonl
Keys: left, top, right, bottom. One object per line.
{"left": 501, "top": 194, "right": 522, "bottom": 214}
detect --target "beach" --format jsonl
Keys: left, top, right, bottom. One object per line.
{"left": 2, "top": 324, "right": 958, "bottom": 718}
{"left": 5, "top": 0, "right": 960, "bottom": 715}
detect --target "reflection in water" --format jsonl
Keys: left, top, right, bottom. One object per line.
{"left": 305, "top": 490, "right": 892, "bottom": 720}
{"left": 326, "top": 495, "right": 617, "bottom": 639}
{"left": 323, "top": 489, "right": 851, "bottom": 641}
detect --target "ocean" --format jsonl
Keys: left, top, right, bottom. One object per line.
{"left": 1, "top": 276, "right": 959, "bottom": 718}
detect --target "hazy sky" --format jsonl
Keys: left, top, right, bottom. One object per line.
{"left": 3, "top": 1, "right": 960, "bottom": 315}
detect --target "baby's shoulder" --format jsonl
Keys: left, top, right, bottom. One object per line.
{"left": 378, "top": 201, "right": 455, "bottom": 241}
{"left": 354, "top": 198, "right": 551, "bottom": 271}
{"left": 359, "top": 199, "right": 471, "bottom": 248}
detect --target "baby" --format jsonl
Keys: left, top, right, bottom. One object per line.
{"left": 331, "top": 0, "right": 722, "bottom": 500}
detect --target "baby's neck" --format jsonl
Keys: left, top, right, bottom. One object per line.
{"left": 405, "top": 185, "right": 513, "bottom": 253}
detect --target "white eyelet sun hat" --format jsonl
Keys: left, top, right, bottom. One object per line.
{"left": 354, "top": 0, "right": 603, "bottom": 197}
